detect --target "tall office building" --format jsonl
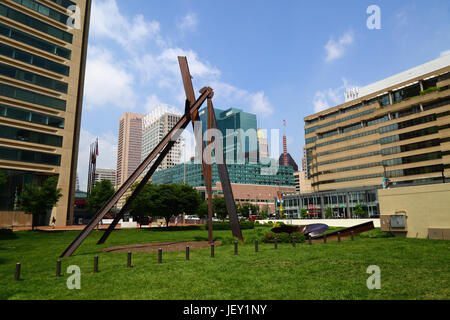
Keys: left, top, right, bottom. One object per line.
{"left": 141, "top": 104, "right": 182, "bottom": 173}
{"left": 93, "top": 168, "right": 116, "bottom": 187}
{"left": 116, "top": 112, "right": 145, "bottom": 188}
{"left": 199, "top": 107, "right": 258, "bottom": 163}
{"left": 257, "top": 129, "right": 269, "bottom": 159}
{"left": 282, "top": 55, "right": 450, "bottom": 219}
{"left": 0, "top": 0, "right": 92, "bottom": 227}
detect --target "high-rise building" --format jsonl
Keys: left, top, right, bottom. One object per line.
{"left": 257, "top": 129, "right": 269, "bottom": 159}
{"left": 93, "top": 168, "right": 116, "bottom": 187}
{"left": 282, "top": 55, "right": 450, "bottom": 219}
{"left": 0, "top": 0, "right": 92, "bottom": 227}
{"left": 304, "top": 55, "right": 450, "bottom": 192}
{"left": 116, "top": 112, "right": 145, "bottom": 188}
{"left": 199, "top": 107, "right": 258, "bottom": 163}
{"left": 141, "top": 104, "right": 182, "bottom": 173}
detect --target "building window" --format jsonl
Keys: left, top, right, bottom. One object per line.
{"left": 0, "top": 104, "right": 64, "bottom": 128}
{"left": 0, "top": 125, "right": 63, "bottom": 147}
{"left": 0, "top": 43, "right": 70, "bottom": 76}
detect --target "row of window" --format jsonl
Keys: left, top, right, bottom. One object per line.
{"left": 0, "top": 42, "right": 70, "bottom": 76}
{"left": 316, "top": 128, "right": 379, "bottom": 148}
{"left": 12, "top": 0, "right": 70, "bottom": 25}
{"left": 305, "top": 108, "right": 375, "bottom": 134}
{"left": 313, "top": 150, "right": 381, "bottom": 168}
{"left": 0, "top": 125, "right": 63, "bottom": 147}
{"left": 378, "top": 114, "right": 437, "bottom": 134}
{"left": 305, "top": 73, "right": 449, "bottom": 128}
{"left": 0, "top": 22, "right": 71, "bottom": 59}
{"left": 47, "top": 0, "right": 76, "bottom": 9}
{"left": 0, "top": 103, "right": 64, "bottom": 128}
{"left": 314, "top": 164, "right": 447, "bottom": 186}
{"left": 382, "top": 151, "right": 442, "bottom": 167}
{"left": 0, "top": 83, "right": 66, "bottom": 111}
{"left": 0, "top": 146, "right": 61, "bottom": 166}
{"left": 0, "top": 62, "right": 68, "bottom": 93}
{"left": 381, "top": 139, "right": 440, "bottom": 156}
{"left": 313, "top": 99, "right": 450, "bottom": 157}
{"left": 0, "top": 3, "right": 72, "bottom": 43}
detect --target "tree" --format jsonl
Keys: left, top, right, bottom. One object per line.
{"left": 213, "top": 196, "right": 228, "bottom": 221}
{"left": 87, "top": 180, "right": 115, "bottom": 215}
{"left": 148, "top": 184, "right": 201, "bottom": 227}
{"left": 19, "top": 176, "right": 62, "bottom": 230}
{"left": 127, "top": 183, "right": 158, "bottom": 227}
{"left": 300, "top": 208, "right": 308, "bottom": 219}
{"left": 196, "top": 200, "right": 208, "bottom": 219}
{"left": 325, "top": 207, "right": 333, "bottom": 219}
{"left": 353, "top": 204, "right": 367, "bottom": 218}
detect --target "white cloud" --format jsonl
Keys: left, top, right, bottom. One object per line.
{"left": 77, "top": 128, "right": 118, "bottom": 191}
{"left": 325, "top": 31, "right": 354, "bottom": 62}
{"left": 211, "top": 81, "right": 274, "bottom": 116}
{"left": 177, "top": 13, "right": 198, "bottom": 31}
{"left": 440, "top": 50, "right": 450, "bottom": 57}
{"left": 144, "top": 94, "right": 163, "bottom": 113}
{"left": 91, "top": 0, "right": 160, "bottom": 49}
{"left": 313, "top": 78, "right": 358, "bottom": 113}
{"left": 84, "top": 46, "right": 136, "bottom": 109}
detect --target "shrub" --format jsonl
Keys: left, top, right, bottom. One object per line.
{"left": 357, "top": 228, "right": 394, "bottom": 238}
{"left": 205, "top": 221, "right": 255, "bottom": 230}
{"left": 262, "top": 231, "right": 305, "bottom": 244}
{"left": 149, "top": 225, "right": 204, "bottom": 232}
{"left": 420, "top": 87, "right": 441, "bottom": 95}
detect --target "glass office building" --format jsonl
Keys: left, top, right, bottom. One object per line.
{"left": 0, "top": 0, "right": 92, "bottom": 227}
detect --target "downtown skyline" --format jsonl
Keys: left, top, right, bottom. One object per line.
{"left": 77, "top": 0, "right": 450, "bottom": 191}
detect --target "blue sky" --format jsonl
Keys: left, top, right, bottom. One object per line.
{"left": 77, "top": 0, "right": 450, "bottom": 190}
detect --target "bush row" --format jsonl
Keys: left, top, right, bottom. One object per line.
{"left": 205, "top": 221, "right": 255, "bottom": 230}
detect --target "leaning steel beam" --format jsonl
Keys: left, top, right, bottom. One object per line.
{"left": 96, "top": 101, "right": 192, "bottom": 245}
{"left": 60, "top": 90, "right": 211, "bottom": 258}
{"left": 207, "top": 97, "right": 243, "bottom": 241}
{"left": 178, "top": 57, "right": 243, "bottom": 242}
{"left": 178, "top": 57, "right": 215, "bottom": 243}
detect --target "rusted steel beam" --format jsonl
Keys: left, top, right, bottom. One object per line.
{"left": 178, "top": 57, "right": 215, "bottom": 243}
{"left": 60, "top": 90, "right": 210, "bottom": 258}
{"left": 207, "top": 97, "right": 243, "bottom": 242}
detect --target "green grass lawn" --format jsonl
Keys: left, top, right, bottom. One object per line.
{"left": 0, "top": 226, "right": 449, "bottom": 300}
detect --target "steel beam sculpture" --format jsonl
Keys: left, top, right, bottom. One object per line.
{"left": 60, "top": 57, "right": 243, "bottom": 258}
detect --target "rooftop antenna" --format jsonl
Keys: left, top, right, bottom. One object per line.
{"left": 282, "top": 120, "right": 288, "bottom": 166}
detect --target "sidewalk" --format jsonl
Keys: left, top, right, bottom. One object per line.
{"left": 11, "top": 224, "right": 121, "bottom": 231}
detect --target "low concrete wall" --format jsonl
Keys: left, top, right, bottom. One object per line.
{"left": 0, "top": 211, "right": 32, "bottom": 228}
{"left": 259, "top": 218, "right": 380, "bottom": 228}
{"left": 378, "top": 183, "right": 450, "bottom": 239}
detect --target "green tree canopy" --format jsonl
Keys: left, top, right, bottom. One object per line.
{"left": 300, "top": 208, "right": 308, "bottom": 219}
{"left": 196, "top": 200, "right": 208, "bottom": 219}
{"left": 127, "top": 183, "right": 158, "bottom": 223}
{"left": 325, "top": 207, "right": 333, "bottom": 219}
{"left": 19, "top": 175, "right": 62, "bottom": 230}
{"left": 87, "top": 180, "right": 115, "bottom": 215}
{"left": 353, "top": 204, "right": 367, "bottom": 218}
{"left": 213, "top": 196, "right": 228, "bottom": 221}
{"left": 128, "top": 183, "right": 201, "bottom": 227}
{"left": 237, "top": 202, "right": 259, "bottom": 218}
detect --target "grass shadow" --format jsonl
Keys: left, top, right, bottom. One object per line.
{"left": 0, "top": 229, "right": 18, "bottom": 240}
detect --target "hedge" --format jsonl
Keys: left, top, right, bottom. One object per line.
{"left": 204, "top": 221, "right": 255, "bottom": 230}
